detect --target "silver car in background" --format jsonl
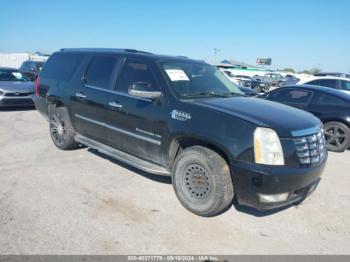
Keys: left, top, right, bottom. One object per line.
{"left": 0, "top": 67, "right": 35, "bottom": 107}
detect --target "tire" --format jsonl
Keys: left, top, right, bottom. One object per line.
{"left": 324, "top": 121, "right": 350, "bottom": 152}
{"left": 172, "top": 146, "right": 234, "bottom": 217}
{"left": 254, "top": 85, "right": 262, "bottom": 93}
{"left": 49, "top": 106, "right": 78, "bottom": 150}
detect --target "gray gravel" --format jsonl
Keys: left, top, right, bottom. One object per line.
{"left": 0, "top": 108, "right": 349, "bottom": 255}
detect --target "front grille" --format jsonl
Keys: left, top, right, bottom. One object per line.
{"left": 294, "top": 130, "right": 326, "bottom": 165}
{"left": 5, "top": 92, "right": 34, "bottom": 97}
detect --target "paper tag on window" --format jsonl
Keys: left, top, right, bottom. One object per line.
{"left": 165, "top": 69, "right": 189, "bottom": 81}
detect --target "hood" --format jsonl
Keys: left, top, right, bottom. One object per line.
{"left": 190, "top": 97, "right": 321, "bottom": 137}
{"left": 0, "top": 81, "right": 35, "bottom": 93}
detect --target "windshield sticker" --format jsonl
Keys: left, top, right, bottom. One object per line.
{"left": 12, "top": 72, "right": 22, "bottom": 79}
{"left": 165, "top": 69, "right": 189, "bottom": 81}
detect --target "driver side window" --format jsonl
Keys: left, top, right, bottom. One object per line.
{"left": 117, "top": 59, "right": 158, "bottom": 93}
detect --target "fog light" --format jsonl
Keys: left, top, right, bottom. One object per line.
{"left": 258, "top": 192, "right": 289, "bottom": 203}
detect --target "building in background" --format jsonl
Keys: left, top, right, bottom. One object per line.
{"left": 0, "top": 52, "right": 49, "bottom": 69}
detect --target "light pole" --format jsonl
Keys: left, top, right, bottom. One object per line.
{"left": 213, "top": 48, "right": 220, "bottom": 64}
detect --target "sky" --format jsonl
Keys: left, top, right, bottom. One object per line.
{"left": 0, "top": 0, "right": 349, "bottom": 72}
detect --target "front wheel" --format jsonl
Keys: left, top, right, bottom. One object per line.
{"left": 172, "top": 146, "right": 234, "bottom": 217}
{"left": 324, "top": 121, "right": 350, "bottom": 152}
{"left": 49, "top": 107, "right": 78, "bottom": 150}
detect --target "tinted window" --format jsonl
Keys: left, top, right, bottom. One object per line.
{"left": 340, "top": 80, "right": 350, "bottom": 91}
{"left": 318, "top": 79, "right": 337, "bottom": 89}
{"left": 41, "top": 53, "right": 84, "bottom": 82}
{"left": 269, "top": 89, "right": 312, "bottom": 104}
{"left": 311, "top": 93, "right": 345, "bottom": 106}
{"left": 306, "top": 80, "right": 319, "bottom": 85}
{"left": 84, "top": 55, "right": 118, "bottom": 89}
{"left": 117, "top": 59, "right": 158, "bottom": 92}
{"left": 0, "top": 69, "right": 28, "bottom": 82}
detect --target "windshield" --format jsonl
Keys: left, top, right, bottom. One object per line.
{"left": 0, "top": 69, "right": 28, "bottom": 82}
{"left": 161, "top": 61, "right": 243, "bottom": 98}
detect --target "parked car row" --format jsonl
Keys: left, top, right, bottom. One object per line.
{"left": 220, "top": 69, "right": 270, "bottom": 93}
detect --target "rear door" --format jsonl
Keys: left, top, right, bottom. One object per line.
{"left": 69, "top": 53, "right": 121, "bottom": 144}
{"left": 308, "top": 93, "right": 347, "bottom": 119}
{"left": 104, "top": 58, "right": 167, "bottom": 165}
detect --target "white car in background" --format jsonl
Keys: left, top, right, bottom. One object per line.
{"left": 220, "top": 70, "right": 252, "bottom": 87}
{"left": 297, "top": 76, "right": 350, "bottom": 94}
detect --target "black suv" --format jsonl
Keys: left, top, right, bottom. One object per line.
{"left": 34, "top": 48, "right": 327, "bottom": 216}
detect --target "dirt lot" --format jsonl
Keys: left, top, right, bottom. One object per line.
{"left": 0, "top": 108, "right": 349, "bottom": 255}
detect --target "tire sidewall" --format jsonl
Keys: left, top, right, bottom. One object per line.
{"left": 324, "top": 121, "right": 350, "bottom": 152}
{"left": 172, "top": 148, "right": 231, "bottom": 216}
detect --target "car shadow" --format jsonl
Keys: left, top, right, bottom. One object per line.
{"left": 0, "top": 106, "right": 35, "bottom": 112}
{"left": 87, "top": 148, "right": 300, "bottom": 217}
{"left": 87, "top": 148, "right": 172, "bottom": 185}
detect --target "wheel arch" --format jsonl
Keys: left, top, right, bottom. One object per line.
{"left": 167, "top": 135, "right": 232, "bottom": 170}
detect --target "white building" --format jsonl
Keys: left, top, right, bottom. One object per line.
{"left": 0, "top": 53, "right": 49, "bottom": 69}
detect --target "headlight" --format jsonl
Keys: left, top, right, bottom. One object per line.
{"left": 254, "top": 127, "right": 284, "bottom": 165}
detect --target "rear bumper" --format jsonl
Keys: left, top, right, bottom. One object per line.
{"left": 231, "top": 157, "right": 327, "bottom": 210}
{"left": 0, "top": 95, "right": 34, "bottom": 107}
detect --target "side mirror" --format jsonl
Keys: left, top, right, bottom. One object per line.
{"left": 128, "top": 82, "right": 161, "bottom": 100}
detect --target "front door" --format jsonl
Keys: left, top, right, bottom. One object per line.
{"left": 104, "top": 58, "right": 167, "bottom": 165}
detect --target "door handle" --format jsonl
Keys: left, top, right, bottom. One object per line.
{"left": 108, "top": 101, "right": 123, "bottom": 108}
{"left": 75, "top": 92, "right": 86, "bottom": 99}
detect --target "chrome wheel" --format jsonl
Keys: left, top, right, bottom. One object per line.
{"left": 50, "top": 111, "right": 67, "bottom": 147}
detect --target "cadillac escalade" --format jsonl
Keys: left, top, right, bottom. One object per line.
{"left": 34, "top": 48, "right": 327, "bottom": 216}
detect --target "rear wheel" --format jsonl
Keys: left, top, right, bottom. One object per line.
{"left": 324, "top": 121, "right": 350, "bottom": 152}
{"left": 172, "top": 146, "right": 234, "bottom": 217}
{"left": 49, "top": 107, "right": 78, "bottom": 150}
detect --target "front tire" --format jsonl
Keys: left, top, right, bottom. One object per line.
{"left": 172, "top": 146, "right": 234, "bottom": 217}
{"left": 324, "top": 121, "right": 350, "bottom": 152}
{"left": 49, "top": 107, "right": 78, "bottom": 150}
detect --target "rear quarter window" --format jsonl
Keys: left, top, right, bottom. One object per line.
{"left": 40, "top": 52, "right": 84, "bottom": 82}
{"left": 311, "top": 93, "right": 345, "bottom": 106}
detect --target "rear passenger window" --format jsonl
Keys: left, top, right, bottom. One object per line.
{"left": 318, "top": 79, "right": 337, "bottom": 89}
{"left": 40, "top": 53, "right": 84, "bottom": 82}
{"left": 306, "top": 80, "right": 320, "bottom": 85}
{"left": 84, "top": 55, "right": 118, "bottom": 89}
{"left": 117, "top": 59, "right": 158, "bottom": 93}
{"left": 311, "top": 93, "right": 345, "bottom": 106}
{"left": 340, "top": 80, "right": 350, "bottom": 91}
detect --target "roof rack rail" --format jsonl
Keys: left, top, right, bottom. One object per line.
{"left": 60, "top": 48, "right": 153, "bottom": 55}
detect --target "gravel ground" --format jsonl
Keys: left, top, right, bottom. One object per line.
{"left": 0, "top": 108, "right": 349, "bottom": 255}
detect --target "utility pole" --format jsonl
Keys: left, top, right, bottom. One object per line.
{"left": 213, "top": 48, "right": 220, "bottom": 64}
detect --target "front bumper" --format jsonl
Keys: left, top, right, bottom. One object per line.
{"left": 0, "top": 95, "right": 34, "bottom": 107}
{"left": 231, "top": 158, "right": 326, "bottom": 210}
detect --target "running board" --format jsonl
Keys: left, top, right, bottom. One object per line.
{"left": 75, "top": 134, "right": 171, "bottom": 176}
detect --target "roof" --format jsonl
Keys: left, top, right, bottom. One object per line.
{"left": 59, "top": 48, "right": 202, "bottom": 63}
{"left": 298, "top": 76, "right": 350, "bottom": 84}
{"left": 282, "top": 84, "right": 350, "bottom": 101}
